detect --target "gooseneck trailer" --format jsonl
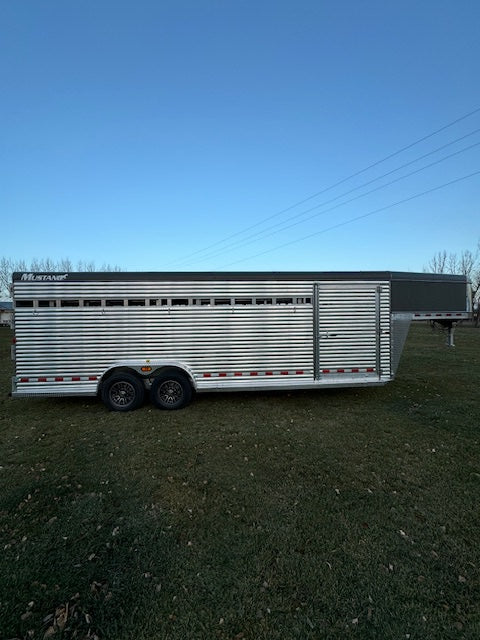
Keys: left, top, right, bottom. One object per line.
{"left": 10, "top": 271, "right": 471, "bottom": 411}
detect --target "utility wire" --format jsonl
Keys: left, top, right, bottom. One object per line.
{"left": 220, "top": 169, "right": 480, "bottom": 268}
{"left": 170, "top": 127, "right": 479, "bottom": 267}
{"left": 175, "top": 139, "right": 480, "bottom": 266}
{"left": 164, "top": 105, "right": 480, "bottom": 267}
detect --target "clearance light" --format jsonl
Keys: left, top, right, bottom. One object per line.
{"left": 141, "top": 366, "right": 152, "bottom": 372}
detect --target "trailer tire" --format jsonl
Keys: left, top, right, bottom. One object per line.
{"left": 150, "top": 371, "right": 193, "bottom": 410}
{"left": 101, "top": 373, "right": 145, "bottom": 412}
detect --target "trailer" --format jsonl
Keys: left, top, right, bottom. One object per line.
{"left": 10, "top": 271, "right": 471, "bottom": 411}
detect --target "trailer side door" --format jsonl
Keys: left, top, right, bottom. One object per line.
{"left": 314, "top": 281, "right": 391, "bottom": 381}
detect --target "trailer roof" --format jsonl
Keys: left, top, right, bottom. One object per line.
{"left": 11, "top": 270, "right": 470, "bottom": 283}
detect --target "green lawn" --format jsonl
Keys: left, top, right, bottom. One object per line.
{"left": 1, "top": 324, "right": 479, "bottom": 639}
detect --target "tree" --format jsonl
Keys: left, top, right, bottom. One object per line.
{"left": 0, "top": 257, "right": 122, "bottom": 299}
{"left": 425, "top": 240, "right": 480, "bottom": 325}
{"left": 426, "top": 249, "right": 448, "bottom": 274}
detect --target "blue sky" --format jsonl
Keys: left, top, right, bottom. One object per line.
{"left": 2, "top": 1, "right": 479, "bottom": 273}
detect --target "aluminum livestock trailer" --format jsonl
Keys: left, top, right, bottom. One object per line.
{"left": 11, "top": 271, "right": 471, "bottom": 411}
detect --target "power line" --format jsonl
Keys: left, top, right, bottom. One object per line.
{"left": 220, "top": 169, "right": 480, "bottom": 268}
{"left": 164, "top": 105, "right": 480, "bottom": 267}
{"left": 175, "top": 138, "right": 480, "bottom": 266}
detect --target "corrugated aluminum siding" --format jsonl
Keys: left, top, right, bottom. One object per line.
{"left": 13, "top": 280, "right": 312, "bottom": 299}
{"left": 13, "top": 280, "right": 315, "bottom": 395}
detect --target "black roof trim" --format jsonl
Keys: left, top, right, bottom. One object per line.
{"left": 12, "top": 271, "right": 469, "bottom": 283}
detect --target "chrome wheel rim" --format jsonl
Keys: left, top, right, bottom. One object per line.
{"left": 110, "top": 381, "right": 136, "bottom": 407}
{"left": 158, "top": 380, "right": 183, "bottom": 406}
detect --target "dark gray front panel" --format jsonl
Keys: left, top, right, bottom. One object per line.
{"left": 391, "top": 279, "right": 469, "bottom": 313}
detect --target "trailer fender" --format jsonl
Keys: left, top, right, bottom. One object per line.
{"left": 99, "top": 360, "right": 198, "bottom": 391}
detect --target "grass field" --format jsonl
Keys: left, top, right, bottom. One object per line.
{"left": 1, "top": 324, "right": 479, "bottom": 639}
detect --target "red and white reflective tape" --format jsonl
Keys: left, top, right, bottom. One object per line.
{"left": 414, "top": 312, "right": 465, "bottom": 318}
{"left": 321, "top": 368, "right": 375, "bottom": 374}
{"left": 203, "top": 370, "right": 306, "bottom": 378}
{"left": 18, "top": 375, "right": 98, "bottom": 383}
